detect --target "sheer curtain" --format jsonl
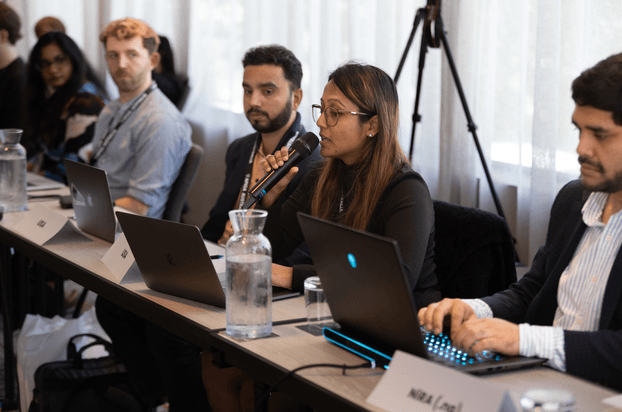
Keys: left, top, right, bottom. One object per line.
{"left": 440, "top": 0, "right": 622, "bottom": 263}
{"left": 7, "top": 0, "right": 621, "bottom": 263}
{"left": 157, "top": 0, "right": 443, "bottom": 226}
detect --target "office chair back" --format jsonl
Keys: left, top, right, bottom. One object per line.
{"left": 433, "top": 201, "right": 517, "bottom": 299}
{"left": 176, "top": 77, "right": 191, "bottom": 111}
{"left": 163, "top": 143, "right": 203, "bottom": 222}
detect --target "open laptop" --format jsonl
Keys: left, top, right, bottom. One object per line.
{"left": 297, "top": 212, "right": 546, "bottom": 374}
{"left": 116, "top": 212, "right": 300, "bottom": 308}
{"left": 64, "top": 160, "right": 117, "bottom": 243}
{"left": 27, "top": 172, "right": 65, "bottom": 192}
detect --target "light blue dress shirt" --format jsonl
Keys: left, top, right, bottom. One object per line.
{"left": 91, "top": 83, "right": 191, "bottom": 219}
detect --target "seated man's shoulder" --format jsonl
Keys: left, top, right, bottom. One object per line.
{"left": 555, "top": 179, "right": 585, "bottom": 205}
{"left": 136, "top": 93, "right": 191, "bottom": 139}
{"left": 225, "top": 132, "right": 257, "bottom": 163}
{"left": 145, "top": 91, "right": 186, "bottom": 120}
{"left": 228, "top": 132, "right": 257, "bottom": 151}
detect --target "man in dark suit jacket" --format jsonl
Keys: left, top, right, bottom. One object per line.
{"left": 419, "top": 53, "right": 622, "bottom": 391}
{"left": 201, "top": 45, "right": 320, "bottom": 244}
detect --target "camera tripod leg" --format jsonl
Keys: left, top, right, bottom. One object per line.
{"left": 409, "top": 25, "right": 430, "bottom": 162}
{"left": 394, "top": 9, "right": 425, "bottom": 83}
{"left": 437, "top": 15, "right": 507, "bottom": 222}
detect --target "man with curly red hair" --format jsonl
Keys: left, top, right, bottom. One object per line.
{"left": 89, "top": 18, "right": 190, "bottom": 219}
{"left": 93, "top": 18, "right": 208, "bottom": 412}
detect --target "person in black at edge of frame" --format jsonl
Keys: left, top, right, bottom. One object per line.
{"left": 0, "top": 3, "right": 26, "bottom": 129}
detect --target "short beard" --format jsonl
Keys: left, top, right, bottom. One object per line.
{"left": 579, "top": 156, "right": 622, "bottom": 193}
{"left": 581, "top": 173, "right": 622, "bottom": 193}
{"left": 247, "top": 94, "right": 293, "bottom": 134}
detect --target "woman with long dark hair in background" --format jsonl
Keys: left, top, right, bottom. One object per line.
{"left": 23, "top": 31, "right": 106, "bottom": 182}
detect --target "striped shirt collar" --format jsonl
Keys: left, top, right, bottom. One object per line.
{"left": 582, "top": 191, "right": 615, "bottom": 227}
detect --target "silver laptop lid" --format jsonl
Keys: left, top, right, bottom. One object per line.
{"left": 64, "top": 160, "right": 116, "bottom": 243}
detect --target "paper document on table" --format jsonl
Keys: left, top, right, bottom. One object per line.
{"left": 12, "top": 204, "right": 69, "bottom": 245}
{"left": 367, "top": 350, "right": 516, "bottom": 412}
{"left": 603, "top": 394, "right": 622, "bottom": 409}
{"left": 102, "top": 232, "right": 135, "bottom": 282}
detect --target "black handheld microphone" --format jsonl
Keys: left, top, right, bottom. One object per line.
{"left": 242, "top": 131, "right": 319, "bottom": 209}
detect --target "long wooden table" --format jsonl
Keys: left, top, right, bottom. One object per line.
{"left": 211, "top": 323, "right": 622, "bottom": 411}
{"left": 1, "top": 196, "right": 620, "bottom": 411}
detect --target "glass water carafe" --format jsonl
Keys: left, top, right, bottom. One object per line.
{"left": 0, "top": 129, "right": 27, "bottom": 213}
{"left": 225, "top": 209, "right": 272, "bottom": 339}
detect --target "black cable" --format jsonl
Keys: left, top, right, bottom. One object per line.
{"left": 27, "top": 194, "right": 61, "bottom": 199}
{"left": 254, "top": 361, "right": 372, "bottom": 412}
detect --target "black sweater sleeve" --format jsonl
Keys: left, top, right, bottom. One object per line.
{"left": 263, "top": 166, "right": 440, "bottom": 307}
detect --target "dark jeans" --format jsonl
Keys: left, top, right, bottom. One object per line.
{"left": 95, "top": 296, "right": 211, "bottom": 412}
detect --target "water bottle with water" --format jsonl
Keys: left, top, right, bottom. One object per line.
{"left": 225, "top": 209, "right": 272, "bottom": 339}
{"left": 0, "top": 129, "right": 27, "bottom": 213}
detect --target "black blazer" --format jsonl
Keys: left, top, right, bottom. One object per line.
{"left": 201, "top": 113, "right": 320, "bottom": 242}
{"left": 482, "top": 179, "right": 622, "bottom": 390}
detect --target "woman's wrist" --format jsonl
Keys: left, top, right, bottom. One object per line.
{"left": 271, "top": 263, "right": 293, "bottom": 289}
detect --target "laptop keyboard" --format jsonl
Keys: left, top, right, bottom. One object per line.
{"left": 421, "top": 328, "right": 504, "bottom": 366}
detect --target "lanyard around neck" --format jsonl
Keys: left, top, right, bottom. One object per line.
{"left": 90, "top": 82, "right": 158, "bottom": 165}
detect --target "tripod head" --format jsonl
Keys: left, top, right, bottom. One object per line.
{"left": 424, "top": 0, "right": 442, "bottom": 48}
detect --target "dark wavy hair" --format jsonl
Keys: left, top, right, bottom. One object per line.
{"left": 572, "top": 53, "right": 622, "bottom": 125}
{"left": 242, "top": 44, "right": 302, "bottom": 91}
{"left": 311, "top": 62, "right": 407, "bottom": 230}
{"left": 23, "top": 32, "right": 104, "bottom": 150}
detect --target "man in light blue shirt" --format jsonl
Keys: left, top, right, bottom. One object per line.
{"left": 419, "top": 53, "right": 622, "bottom": 391}
{"left": 90, "top": 18, "right": 191, "bottom": 219}
{"left": 93, "top": 18, "right": 208, "bottom": 412}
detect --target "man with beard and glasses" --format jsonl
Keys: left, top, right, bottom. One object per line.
{"left": 200, "top": 45, "right": 320, "bottom": 246}
{"left": 93, "top": 19, "right": 208, "bottom": 412}
{"left": 418, "top": 53, "right": 622, "bottom": 391}
{"left": 88, "top": 18, "right": 191, "bottom": 219}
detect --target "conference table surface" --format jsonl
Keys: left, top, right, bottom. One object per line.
{"left": 1, "top": 194, "right": 621, "bottom": 411}
{"left": 212, "top": 323, "right": 622, "bottom": 412}
{"left": 0, "top": 194, "right": 307, "bottom": 347}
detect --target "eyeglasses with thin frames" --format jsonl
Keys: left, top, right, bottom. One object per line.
{"left": 36, "top": 55, "right": 69, "bottom": 71}
{"left": 312, "top": 104, "right": 372, "bottom": 127}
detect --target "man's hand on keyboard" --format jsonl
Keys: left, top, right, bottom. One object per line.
{"left": 452, "top": 318, "right": 520, "bottom": 357}
{"left": 418, "top": 298, "right": 476, "bottom": 336}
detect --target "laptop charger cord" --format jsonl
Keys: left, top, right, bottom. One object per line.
{"left": 254, "top": 360, "right": 373, "bottom": 411}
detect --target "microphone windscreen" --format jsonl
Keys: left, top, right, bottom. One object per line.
{"left": 291, "top": 132, "right": 319, "bottom": 159}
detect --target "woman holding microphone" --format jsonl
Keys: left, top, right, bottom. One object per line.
{"left": 203, "top": 62, "right": 440, "bottom": 411}
{"left": 261, "top": 62, "right": 440, "bottom": 308}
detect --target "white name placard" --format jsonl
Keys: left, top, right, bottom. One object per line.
{"left": 12, "top": 204, "right": 69, "bottom": 245}
{"left": 101, "top": 232, "right": 135, "bottom": 283}
{"left": 603, "top": 394, "right": 622, "bottom": 409}
{"left": 367, "top": 350, "right": 516, "bottom": 412}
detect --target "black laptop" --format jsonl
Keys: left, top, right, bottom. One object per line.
{"left": 116, "top": 212, "right": 300, "bottom": 308}
{"left": 297, "top": 212, "right": 546, "bottom": 374}
{"left": 64, "top": 160, "right": 117, "bottom": 242}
